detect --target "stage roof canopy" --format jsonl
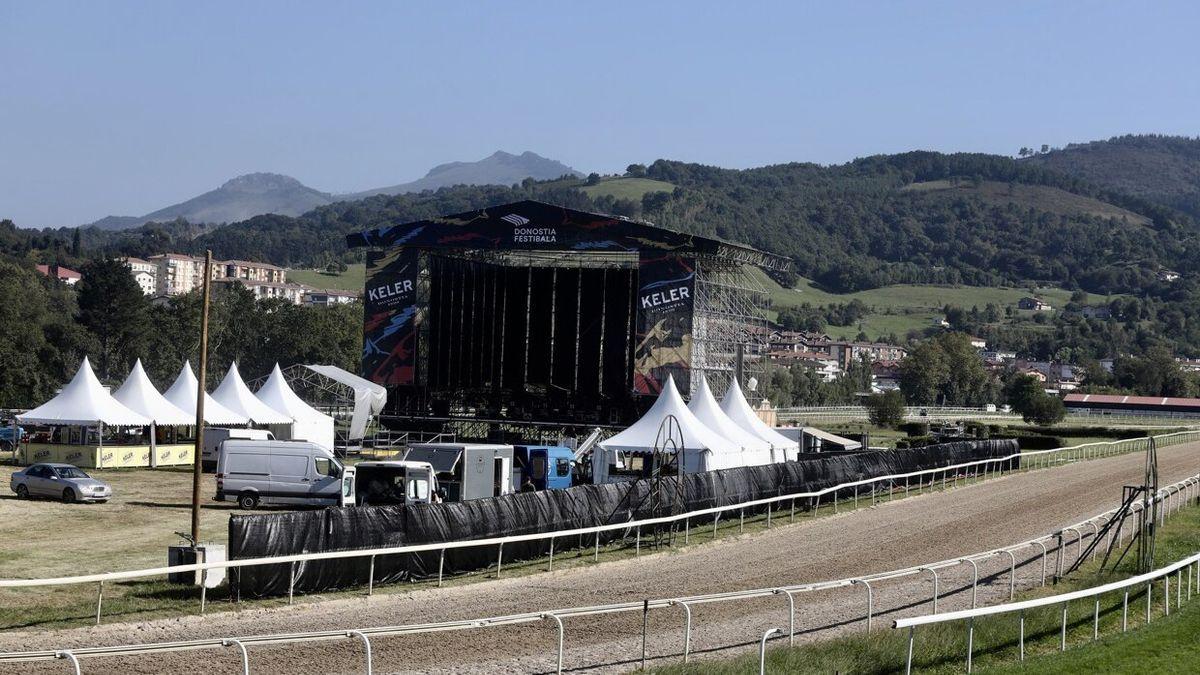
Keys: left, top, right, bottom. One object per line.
{"left": 346, "top": 200, "right": 791, "bottom": 271}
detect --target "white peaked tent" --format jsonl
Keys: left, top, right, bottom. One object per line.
{"left": 720, "top": 378, "right": 800, "bottom": 462}
{"left": 164, "top": 361, "right": 249, "bottom": 426}
{"left": 18, "top": 357, "right": 151, "bottom": 427}
{"left": 113, "top": 359, "right": 194, "bottom": 426}
{"left": 212, "top": 363, "right": 292, "bottom": 425}
{"left": 687, "top": 375, "right": 775, "bottom": 466}
{"left": 256, "top": 364, "right": 335, "bottom": 450}
{"left": 597, "top": 375, "right": 741, "bottom": 479}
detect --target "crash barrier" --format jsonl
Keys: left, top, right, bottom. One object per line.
{"left": 229, "top": 439, "right": 1017, "bottom": 596}
{"left": 894, "top": 535, "right": 1200, "bottom": 673}
{"left": 4, "top": 474, "right": 1197, "bottom": 675}
{"left": 1, "top": 431, "right": 1198, "bottom": 620}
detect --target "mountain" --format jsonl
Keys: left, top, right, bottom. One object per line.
{"left": 1025, "top": 135, "right": 1200, "bottom": 218}
{"left": 346, "top": 150, "right": 582, "bottom": 199}
{"left": 87, "top": 173, "right": 334, "bottom": 231}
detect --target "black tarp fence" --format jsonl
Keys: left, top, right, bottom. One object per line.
{"left": 230, "top": 439, "right": 1017, "bottom": 597}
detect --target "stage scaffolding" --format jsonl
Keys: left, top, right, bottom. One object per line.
{"left": 691, "top": 256, "right": 771, "bottom": 404}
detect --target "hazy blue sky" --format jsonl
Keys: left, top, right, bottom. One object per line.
{"left": 3, "top": 1, "right": 1198, "bottom": 227}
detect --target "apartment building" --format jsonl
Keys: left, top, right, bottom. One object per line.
{"left": 144, "top": 254, "right": 290, "bottom": 297}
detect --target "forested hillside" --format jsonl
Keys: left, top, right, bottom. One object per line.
{"left": 1026, "top": 135, "right": 1200, "bottom": 219}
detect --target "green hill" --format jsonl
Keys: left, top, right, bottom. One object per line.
{"left": 1026, "top": 134, "right": 1200, "bottom": 218}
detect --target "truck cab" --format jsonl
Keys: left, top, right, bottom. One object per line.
{"left": 513, "top": 445, "right": 573, "bottom": 491}
{"left": 354, "top": 460, "right": 438, "bottom": 506}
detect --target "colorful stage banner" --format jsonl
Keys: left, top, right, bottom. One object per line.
{"left": 633, "top": 253, "right": 695, "bottom": 395}
{"left": 362, "top": 248, "right": 421, "bottom": 385}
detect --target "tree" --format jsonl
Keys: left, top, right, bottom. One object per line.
{"left": 71, "top": 227, "right": 81, "bottom": 257}
{"left": 625, "top": 164, "right": 647, "bottom": 178}
{"left": 1024, "top": 394, "right": 1066, "bottom": 426}
{"left": 899, "top": 333, "right": 998, "bottom": 406}
{"left": 585, "top": 172, "right": 601, "bottom": 186}
{"left": 77, "top": 258, "right": 150, "bottom": 380}
{"left": 865, "top": 390, "right": 906, "bottom": 428}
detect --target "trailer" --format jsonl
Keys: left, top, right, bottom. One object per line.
{"left": 402, "top": 443, "right": 515, "bottom": 502}
{"left": 512, "top": 445, "right": 573, "bottom": 491}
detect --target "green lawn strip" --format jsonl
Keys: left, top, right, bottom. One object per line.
{"left": 653, "top": 502, "right": 1200, "bottom": 674}
{"left": 286, "top": 264, "right": 366, "bottom": 291}
{"left": 0, "top": 444, "right": 1150, "bottom": 634}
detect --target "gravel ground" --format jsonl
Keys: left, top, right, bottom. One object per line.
{"left": 3, "top": 442, "right": 1199, "bottom": 674}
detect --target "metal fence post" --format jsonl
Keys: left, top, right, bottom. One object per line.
{"left": 1034, "top": 540, "right": 1049, "bottom": 586}
{"left": 548, "top": 536, "right": 555, "bottom": 571}
{"left": 1001, "top": 550, "right": 1017, "bottom": 601}
{"left": 966, "top": 618, "right": 974, "bottom": 673}
{"left": 775, "top": 589, "right": 796, "bottom": 645}
{"left": 367, "top": 555, "right": 375, "bottom": 596}
{"left": 640, "top": 599, "right": 649, "bottom": 670}
{"left": 438, "top": 548, "right": 446, "bottom": 586}
{"left": 496, "top": 542, "right": 504, "bottom": 578}
{"left": 759, "top": 628, "right": 781, "bottom": 675}
{"left": 1060, "top": 602, "right": 1068, "bottom": 651}
{"left": 347, "top": 631, "right": 373, "bottom": 675}
{"left": 852, "top": 579, "right": 873, "bottom": 632}
{"left": 920, "top": 567, "right": 939, "bottom": 613}
{"left": 1123, "top": 590, "right": 1129, "bottom": 632}
{"left": 961, "top": 559, "right": 979, "bottom": 608}
{"left": 95, "top": 580, "right": 103, "bottom": 626}
{"left": 222, "top": 639, "right": 250, "bottom": 675}
{"left": 55, "top": 651, "right": 81, "bottom": 675}
{"left": 905, "top": 626, "right": 915, "bottom": 675}
{"left": 1018, "top": 611, "right": 1025, "bottom": 660}
{"left": 288, "top": 561, "right": 296, "bottom": 605}
{"left": 542, "top": 614, "right": 564, "bottom": 675}
{"left": 672, "top": 601, "right": 693, "bottom": 662}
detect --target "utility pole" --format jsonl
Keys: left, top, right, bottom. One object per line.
{"left": 191, "top": 250, "right": 213, "bottom": 545}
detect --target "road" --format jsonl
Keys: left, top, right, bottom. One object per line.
{"left": 3, "top": 442, "right": 1199, "bottom": 674}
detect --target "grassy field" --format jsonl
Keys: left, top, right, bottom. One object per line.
{"left": 654, "top": 501, "right": 1200, "bottom": 674}
{"left": 579, "top": 176, "right": 675, "bottom": 201}
{"left": 747, "top": 267, "right": 1121, "bottom": 340}
{"left": 287, "top": 263, "right": 366, "bottom": 291}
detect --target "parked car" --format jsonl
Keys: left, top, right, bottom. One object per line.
{"left": 10, "top": 463, "right": 112, "bottom": 503}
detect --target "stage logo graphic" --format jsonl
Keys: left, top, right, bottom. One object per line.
{"left": 362, "top": 248, "right": 421, "bottom": 385}
{"left": 633, "top": 253, "right": 695, "bottom": 395}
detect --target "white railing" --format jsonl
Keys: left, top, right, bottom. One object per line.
{"left": 2, "top": 432, "right": 1197, "bottom": 617}
{"left": 4, "top": 474, "right": 1197, "bottom": 674}
{"left": 894, "top": 546, "right": 1200, "bottom": 673}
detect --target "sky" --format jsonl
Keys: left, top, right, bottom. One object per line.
{"left": 2, "top": 1, "right": 1198, "bottom": 228}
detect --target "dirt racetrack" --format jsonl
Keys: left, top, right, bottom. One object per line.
{"left": 3, "top": 442, "right": 1200, "bottom": 674}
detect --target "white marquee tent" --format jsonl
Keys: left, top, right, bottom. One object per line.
{"left": 113, "top": 359, "right": 194, "bottom": 426}
{"left": 720, "top": 379, "right": 800, "bottom": 462}
{"left": 212, "top": 363, "right": 292, "bottom": 425}
{"left": 17, "top": 357, "right": 151, "bottom": 427}
{"left": 256, "top": 364, "right": 335, "bottom": 450}
{"left": 164, "top": 361, "right": 249, "bottom": 426}
{"left": 596, "top": 375, "right": 741, "bottom": 481}
{"left": 687, "top": 375, "right": 775, "bottom": 466}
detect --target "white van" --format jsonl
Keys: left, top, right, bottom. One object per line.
{"left": 215, "top": 440, "right": 355, "bottom": 509}
{"left": 201, "top": 428, "right": 275, "bottom": 472}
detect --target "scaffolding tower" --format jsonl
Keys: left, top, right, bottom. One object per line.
{"left": 691, "top": 257, "right": 772, "bottom": 404}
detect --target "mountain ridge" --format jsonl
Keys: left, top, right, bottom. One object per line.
{"left": 83, "top": 151, "right": 582, "bottom": 231}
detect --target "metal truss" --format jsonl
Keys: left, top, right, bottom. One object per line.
{"left": 691, "top": 257, "right": 771, "bottom": 403}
